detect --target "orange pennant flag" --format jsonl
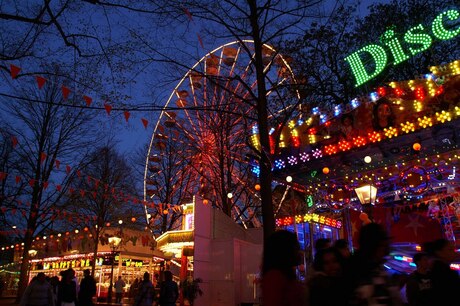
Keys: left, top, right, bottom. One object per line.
{"left": 124, "top": 111, "right": 130, "bottom": 122}
{"left": 83, "top": 95, "right": 92, "bottom": 106}
{"left": 11, "top": 136, "right": 18, "bottom": 148}
{"left": 62, "top": 86, "right": 71, "bottom": 100}
{"left": 183, "top": 7, "right": 193, "bottom": 20}
{"left": 104, "top": 104, "right": 112, "bottom": 115}
{"left": 35, "top": 76, "right": 47, "bottom": 89}
{"left": 197, "top": 33, "right": 204, "bottom": 48}
{"left": 10, "top": 64, "right": 21, "bottom": 79}
{"left": 141, "top": 118, "right": 148, "bottom": 129}
{"left": 40, "top": 152, "right": 47, "bottom": 163}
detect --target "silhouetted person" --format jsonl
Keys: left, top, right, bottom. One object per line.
{"left": 346, "top": 222, "right": 402, "bottom": 306}
{"left": 58, "top": 269, "right": 77, "bottom": 306}
{"left": 334, "top": 239, "right": 351, "bottom": 259}
{"left": 158, "top": 271, "right": 178, "bottom": 306}
{"left": 261, "top": 230, "right": 306, "bottom": 306}
{"left": 307, "top": 247, "right": 347, "bottom": 306}
{"left": 423, "top": 238, "right": 460, "bottom": 306}
{"left": 114, "top": 276, "right": 126, "bottom": 304}
{"left": 315, "top": 238, "right": 332, "bottom": 255}
{"left": 79, "top": 269, "right": 96, "bottom": 306}
{"left": 20, "top": 272, "right": 54, "bottom": 306}
{"left": 50, "top": 276, "right": 59, "bottom": 306}
{"left": 135, "top": 272, "right": 155, "bottom": 306}
{"left": 405, "top": 252, "right": 433, "bottom": 306}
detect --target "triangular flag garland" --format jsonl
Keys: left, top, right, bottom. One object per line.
{"left": 10, "top": 64, "right": 21, "bottom": 79}
{"left": 104, "top": 103, "right": 112, "bottom": 115}
{"left": 35, "top": 76, "right": 47, "bottom": 89}
{"left": 124, "top": 111, "right": 131, "bottom": 122}
{"left": 141, "top": 118, "right": 148, "bottom": 129}
{"left": 0, "top": 165, "right": 170, "bottom": 212}
{"left": 61, "top": 86, "right": 71, "bottom": 100}
{"left": 6, "top": 64, "right": 156, "bottom": 131}
{"left": 83, "top": 95, "right": 92, "bottom": 107}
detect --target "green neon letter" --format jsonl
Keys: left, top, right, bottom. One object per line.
{"left": 432, "top": 9, "right": 460, "bottom": 40}
{"left": 382, "top": 29, "right": 410, "bottom": 65}
{"left": 404, "top": 24, "right": 432, "bottom": 55}
{"left": 345, "top": 44, "right": 387, "bottom": 87}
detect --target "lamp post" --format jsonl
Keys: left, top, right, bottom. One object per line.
{"left": 354, "top": 183, "right": 377, "bottom": 221}
{"left": 107, "top": 236, "right": 121, "bottom": 303}
{"left": 27, "top": 249, "right": 37, "bottom": 283}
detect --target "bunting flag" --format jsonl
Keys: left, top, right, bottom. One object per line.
{"left": 29, "top": 179, "right": 36, "bottom": 187}
{"left": 61, "top": 86, "right": 71, "bottom": 100}
{"left": 56, "top": 185, "right": 62, "bottom": 192}
{"left": 141, "top": 118, "right": 148, "bottom": 129}
{"left": 43, "top": 181, "right": 49, "bottom": 190}
{"left": 55, "top": 159, "right": 61, "bottom": 169}
{"left": 197, "top": 33, "right": 204, "bottom": 49}
{"left": 10, "top": 64, "right": 21, "bottom": 79}
{"left": 183, "top": 7, "right": 193, "bottom": 21}
{"left": 11, "top": 136, "right": 18, "bottom": 148}
{"left": 104, "top": 104, "right": 112, "bottom": 115}
{"left": 15, "top": 175, "right": 21, "bottom": 184}
{"left": 66, "top": 165, "right": 71, "bottom": 174}
{"left": 0, "top": 172, "right": 7, "bottom": 181}
{"left": 124, "top": 111, "right": 131, "bottom": 122}
{"left": 40, "top": 152, "right": 47, "bottom": 163}
{"left": 35, "top": 76, "right": 47, "bottom": 89}
{"left": 83, "top": 95, "right": 92, "bottom": 107}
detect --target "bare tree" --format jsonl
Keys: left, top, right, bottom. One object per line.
{"left": 64, "top": 144, "right": 139, "bottom": 276}
{"left": 0, "top": 72, "right": 101, "bottom": 301}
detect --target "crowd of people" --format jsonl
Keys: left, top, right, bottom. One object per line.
{"left": 19, "top": 269, "right": 178, "bottom": 306}
{"left": 261, "top": 223, "right": 460, "bottom": 306}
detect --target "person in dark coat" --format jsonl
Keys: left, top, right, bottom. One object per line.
{"left": 345, "top": 222, "right": 402, "bottom": 306}
{"left": 307, "top": 247, "right": 347, "bottom": 306}
{"left": 423, "top": 238, "right": 460, "bottom": 306}
{"left": 58, "top": 269, "right": 77, "bottom": 306}
{"left": 79, "top": 269, "right": 97, "bottom": 306}
{"left": 158, "top": 271, "right": 178, "bottom": 306}
{"left": 405, "top": 252, "right": 433, "bottom": 306}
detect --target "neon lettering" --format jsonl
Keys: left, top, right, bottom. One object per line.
{"left": 345, "top": 9, "right": 460, "bottom": 87}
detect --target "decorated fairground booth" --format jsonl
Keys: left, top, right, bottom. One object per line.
{"left": 263, "top": 57, "right": 460, "bottom": 273}
{"left": 3, "top": 227, "right": 161, "bottom": 301}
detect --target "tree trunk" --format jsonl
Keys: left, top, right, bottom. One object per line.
{"left": 91, "top": 228, "right": 100, "bottom": 277}
{"left": 248, "top": 0, "right": 276, "bottom": 242}
{"left": 16, "top": 231, "right": 33, "bottom": 303}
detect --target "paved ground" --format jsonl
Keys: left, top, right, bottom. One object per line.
{"left": 0, "top": 296, "right": 17, "bottom": 306}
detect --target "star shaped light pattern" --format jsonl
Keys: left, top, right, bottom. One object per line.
{"left": 405, "top": 214, "right": 425, "bottom": 237}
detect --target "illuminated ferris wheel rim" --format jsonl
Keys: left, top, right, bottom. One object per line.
{"left": 143, "top": 39, "right": 299, "bottom": 225}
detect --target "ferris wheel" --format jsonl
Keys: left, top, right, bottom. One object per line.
{"left": 143, "top": 40, "right": 298, "bottom": 234}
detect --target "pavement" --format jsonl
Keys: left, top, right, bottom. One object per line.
{"left": 0, "top": 296, "right": 17, "bottom": 306}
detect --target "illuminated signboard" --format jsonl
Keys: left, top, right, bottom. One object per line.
{"left": 345, "top": 9, "right": 460, "bottom": 87}
{"left": 41, "top": 258, "right": 103, "bottom": 270}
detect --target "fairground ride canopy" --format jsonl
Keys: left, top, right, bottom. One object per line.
{"left": 260, "top": 60, "right": 460, "bottom": 211}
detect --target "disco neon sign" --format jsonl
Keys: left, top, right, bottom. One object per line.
{"left": 345, "top": 9, "right": 460, "bottom": 87}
